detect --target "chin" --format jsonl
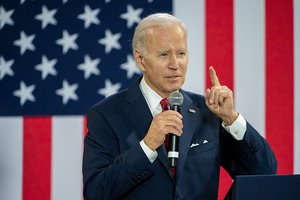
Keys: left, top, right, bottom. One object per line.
{"left": 167, "top": 85, "right": 181, "bottom": 93}
{"left": 161, "top": 80, "right": 183, "bottom": 93}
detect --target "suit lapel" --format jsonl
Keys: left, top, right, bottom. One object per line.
{"left": 176, "top": 91, "right": 202, "bottom": 181}
{"left": 123, "top": 79, "right": 153, "bottom": 141}
{"left": 157, "top": 146, "right": 172, "bottom": 177}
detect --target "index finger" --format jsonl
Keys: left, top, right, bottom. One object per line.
{"left": 162, "top": 110, "right": 183, "bottom": 119}
{"left": 209, "top": 66, "right": 221, "bottom": 86}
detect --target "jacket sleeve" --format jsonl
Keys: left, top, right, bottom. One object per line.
{"left": 82, "top": 108, "right": 155, "bottom": 200}
{"left": 221, "top": 121, "right": 277, "bottom": 178}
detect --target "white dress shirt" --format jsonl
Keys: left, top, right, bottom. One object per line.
{"left": 138, "top": 77, "right": 247, "bottom": 163}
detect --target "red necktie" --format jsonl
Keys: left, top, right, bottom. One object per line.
{"left": 160, "top": 98, "right": 170, "bottom": 112}
{"left": 160, "top": 98, "right": 176, "bottom": 177}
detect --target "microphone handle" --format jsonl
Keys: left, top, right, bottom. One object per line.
{"left": 168, "top": 105, "right": 181, "bottom": 168}
{"left": 168, "top": 134, "right": 179, "bottom": 167}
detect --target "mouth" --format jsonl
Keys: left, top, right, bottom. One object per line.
{"left": 166, "top": 76, "right": 181, "bottom": 80}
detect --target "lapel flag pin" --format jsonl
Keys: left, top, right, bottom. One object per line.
{"left": 188, "top": 109, "right": 196, "bottom": 113}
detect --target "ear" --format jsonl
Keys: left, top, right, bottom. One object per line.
{"left": 134, "top": 49, "right": 146, "bottom": 72}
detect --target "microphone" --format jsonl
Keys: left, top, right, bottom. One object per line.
{"left": 167, "top": 91, "right": 184, "bottom": 168}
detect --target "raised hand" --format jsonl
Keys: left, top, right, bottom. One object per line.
{"left": 205, "top": 66, "right": 238, "bottom": 125}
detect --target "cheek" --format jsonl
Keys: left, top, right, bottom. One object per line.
{"left": 181, "top": 62, "right": 188, "bottom": 74}
{"left": 148, "top": 63, "right": 166, "bottom": 75}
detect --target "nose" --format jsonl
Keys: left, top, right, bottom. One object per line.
{"left": 168, "top": 54, "right": 180, "bottom": 70}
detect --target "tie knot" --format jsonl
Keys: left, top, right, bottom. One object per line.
{"left": 160, "top": 98, "right": 170, "bottom": 112}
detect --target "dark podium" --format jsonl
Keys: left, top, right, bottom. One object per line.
{"left": 229, "top": 174, "right": 300, "bottom": 200}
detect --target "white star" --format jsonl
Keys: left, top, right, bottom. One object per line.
{"left": 0, "top": 6, "right": 14, "bottom": 29}
{"left": 13, "top": 81, "right": 35, "bottom": 106}
{"left": 0, "top": 56, "right": 14, "bottom": 80}
{"left": 120, "top": 54, "right": 141, "bottom": 79}
{"left": 56, "top": 30, "right": 79, "bottom": 54}
{"left": 63, "top": 0, "right": 68, "bottom": 4}
{"left": 20, "top": 0, "right": 26, "bottom": 4}
{"left": 78, "top": 55, "right": 100, "bottom": 79}
{"left": 13, "top": 31, "right": 35, "bottom": 55}
{"left": 105, "top": 0, "right": 111, "bottom": 3}
{"left": 98, "top": 29, "right": 121, "bottom": 54}
{"left": 148, "top": 0, "right": 154, "bottom": 3}
{"left": 35, "top": 55, "right": 57, "bottom": 80}
{"left": 120, "top": 5, "right": 143, "bottom": 28}
{"left": 56, "top": 80, "right": 79, "bottom": 105}
{"left": 98, "top": 79, "right": 121, "bottom": 98}
{"left": 78, "top": 5, "right": 100, "bottom": 29}
{"left": 35, "top": 5, "right": 57, "bottom": 29}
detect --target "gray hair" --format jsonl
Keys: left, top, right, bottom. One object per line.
{"left": 132, "top": 13, "right": 187, "bottom": 55}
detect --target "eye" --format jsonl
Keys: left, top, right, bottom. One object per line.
{"left": 177, "top": 51, "right": 186, "bottom": 57}
{"left": 159, "top": 52, "right": 168, "bottom": 57}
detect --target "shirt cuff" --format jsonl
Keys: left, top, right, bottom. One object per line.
{"left": 222, "top": 113, "right": 247, "bottom": 140}
{"left": 140, "top": 140, "right": 158, "bottom": 163}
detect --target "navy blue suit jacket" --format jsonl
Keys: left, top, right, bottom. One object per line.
{"left": 83, "top": 78, "right": 277, "bottom": 200}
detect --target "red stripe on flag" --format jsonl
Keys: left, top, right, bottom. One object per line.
{"left": 83, "top": 115, "right": 88, "bottom": 137}
{"left": 23, "top": 117, "right": 51, "bottom": 200}
{"left": 205, "top": 0, "right": 234, "bottom": 89}
{"left": 205, "top": 0, "right": 234, "bottom": 199}
{"left": 83, "top": 116, "right": 88, "bottom": 200}
{"left": 265, "top": 0, "right": 294, "bottom": 174}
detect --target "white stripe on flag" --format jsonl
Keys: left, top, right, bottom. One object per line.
{"left": 174, "top": 0, "right": 205, "bottom": 94}
{"left": 52, "top": 116, "right": 83, "bottom": 200}
{"left": 0, "top": 117, "right": 23, "bottom": 200}
{"left": 234, "top": 0, "right": 265, "bottom": 137}
{"left": 294, "top": 0, "right": 300, "bottom": 174}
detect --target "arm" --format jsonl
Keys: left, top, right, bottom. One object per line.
{"left": 205, "top": 66, "right": 277, "bottom": 176}
{"left": 83, "top": 108, "right": 155, "bottom": 200}
{"left": 220, "top": 122, "right": 277, "bottom": 177}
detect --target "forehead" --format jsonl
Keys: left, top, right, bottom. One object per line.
{"left": 145, "top": 26, "right": 187, "bottom": 50}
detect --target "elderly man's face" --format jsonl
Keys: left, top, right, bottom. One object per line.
{"left": 137, "top": 25, "right": 188, "bottom": 98}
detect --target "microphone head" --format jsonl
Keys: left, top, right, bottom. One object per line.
{"left": 168, "top": 91, "right": 184, "bottom": 106}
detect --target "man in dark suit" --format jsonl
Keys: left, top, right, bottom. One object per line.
{"left": 83, "top": 13, "right": 277, "bottom": 200}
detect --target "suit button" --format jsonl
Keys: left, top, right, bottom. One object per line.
{"left": 251, "top": 144, "right": 258, "bottom": 152}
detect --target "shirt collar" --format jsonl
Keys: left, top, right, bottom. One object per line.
{"left": 139, "top": 76, "right": 163, "bottom": 115}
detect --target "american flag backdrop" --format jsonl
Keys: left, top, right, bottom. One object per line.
{"left": 0, "top": 0, "right": 299, "bottom": 200}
